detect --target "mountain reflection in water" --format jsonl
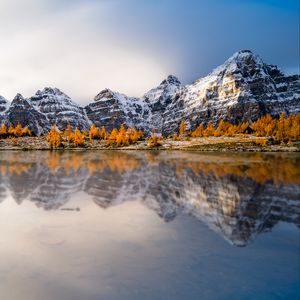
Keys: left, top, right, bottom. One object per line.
{"left": 0, "top": 151, "right": 299, "bottom": 247}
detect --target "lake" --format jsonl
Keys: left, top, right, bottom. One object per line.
{"left": 0, "top": 151, "right": 299, "bottom": 300}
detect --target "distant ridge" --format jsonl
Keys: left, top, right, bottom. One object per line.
{"left": 1, "top": 50, "right": 299, "bottom": 135}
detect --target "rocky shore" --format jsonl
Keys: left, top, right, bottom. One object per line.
{"left": 0, "top": 135, "right": 299, "bottom": 152}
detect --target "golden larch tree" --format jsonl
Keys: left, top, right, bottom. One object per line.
{"left": 203, "top": 122, "right": 215, "bottom": 137}
{"left": 276, "top": 112, "right": 286, "bottom": 143}
{"left": 72, "top": 128, "right": 85, "bottom": 147}
{"left": 64, "top": 124, "right": 73, "bottom": 143}
{"left": 191, "top": 124, "right": 205, "bottom": 137}
{"left": 47, "top": 126, "right": 61, "bottom": 148}
{"left": 14, "top": 123, "right": 23, "bottom": 137}
{"left": 99, "top": 127, "right": 108, "bottom": 140}
{"left": 0, "top": 124, "right": 7, "bottom": 137}
{"left": 89, "top": 124, "right": 99, "bottom": 140}
{"left": 179, "top": 119, "right": 186, "bottom": 136}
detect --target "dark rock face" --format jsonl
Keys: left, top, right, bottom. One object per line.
{"left": 1, "top": 50, "right": 299, "bottom": 135}
{"left": 85, "top": 89, "right": 148, "bottom": 132}
{"left": 0, "top": 95, "right": 9, "bottom": 123}
{"left": 2, "top": 89, "right": 90, "bottom": 135}
{"left": 30, "top": 87, "right": 91, "bottom": 132}
{"left": 0, "top": 96, "right": 8, "bottom": 113}
{"left": 142, "top": 75, "right": 182, "bottom": 134}
{"left": 5, "top": 94, "right": 50, "bottom": 135}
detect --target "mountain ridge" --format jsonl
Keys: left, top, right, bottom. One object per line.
{"left": 1, "top": 50, "right": 299, "bottom": 135}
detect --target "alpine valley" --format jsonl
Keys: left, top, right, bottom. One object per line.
{"left": 1, "top": 50, "right": 299, "bottom": 136}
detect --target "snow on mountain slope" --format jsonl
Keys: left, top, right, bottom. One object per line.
{"left": 0, "top": 95, "right": 9, "bottom": 123}
{"left": 85, "top": 88, "right": 149, "bottom": 132}
{"left": 30, "top": 87, "right": 91, "bottom": 132}
{"left": 162, "top": 50, "right": 300, "bottom": 134}
{"left": 87, "top": 50, "right": 299, "bottom": 136}
{"left": 1, "top": 88, "right": 91, "bottom": 135}
{"left": 0, "top": 50, "right": 299, "bottom": 135}
{"left": 142, "top": 75, "right": 182, "bottom": 133}
{"left": 5, "top": 93, "right": 50, "bottom": 135}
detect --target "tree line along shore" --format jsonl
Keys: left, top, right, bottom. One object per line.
{"left": 0, "top": 112, "right": 299, "bottom": 151}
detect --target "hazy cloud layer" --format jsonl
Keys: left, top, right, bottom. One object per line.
{"left": 0, "top": 0, "right": 299, "bottom": 104}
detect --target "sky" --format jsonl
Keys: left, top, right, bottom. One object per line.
{"left": 0, "top": 0, "right": 299, "bottom": 104}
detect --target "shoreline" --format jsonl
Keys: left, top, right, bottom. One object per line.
{"left": 0, "top": 136, "right": 299, "bottom": 152}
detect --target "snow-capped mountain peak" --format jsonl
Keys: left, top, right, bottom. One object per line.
{"left": 0, "top": 50, "right": 299, "bottom": 135}
{"left": 94, "top": 88, "right": 121, "bottom": 102}
{"left": 160, "top": 75, "right": 181, "bottom": 86}
{"left": 35, "top": 87, "right": 67, "bottom": 97}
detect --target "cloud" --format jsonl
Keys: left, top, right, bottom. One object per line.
{"left": 0, "top": 0, "right": 171, "bottom": 103}
{"left": 0, "top": 0, "right": 298, "bottom": 104}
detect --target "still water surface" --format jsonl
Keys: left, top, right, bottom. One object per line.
{"left": 0, "top": 151, "right": 299, "bottom": 300}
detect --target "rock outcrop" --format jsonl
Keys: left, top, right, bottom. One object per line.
{"left": 0, "top": 95, "right": 9, "bottom": 123}
{"left": 30, "top": 87, "right": 91, "bottom": 132}
{"left": 5, "top": 94, "right": 50, "bottom": 135}
{"left": 84, "top": 89, "right": 147, "bottom": 132}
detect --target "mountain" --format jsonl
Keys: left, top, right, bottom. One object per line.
{"left": 1, "top": 50, "right": 299, "bottom": 135}
{"left": 85, "top": 88, "right": 148, "bottom": 132}
{"left": 0, "top": 95, "right": 9, "bottom": 123}
{"left": 2, "top": 88, "right": 91, "bottom": 135}
{"left": 176, "top": 50, "right": 300, "bottom": 133}
{"left": 5, "top": 93, "right": 50, "bottom": 135}
{"left": 30, "top": 87, "right": 91, "bottom": 133}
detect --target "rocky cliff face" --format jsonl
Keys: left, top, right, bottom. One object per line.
{"left": 85, "top": 89, "right": 148, "bottom": 132}
{"left": 0, "top": 151, "right": 299, "bottom": 246}
{"left": 179, "top": 50, "right": 300, "bottom": 132}
{"left": 1, "top": 50, "right": 299, "bottom": 135}
{"left": 30, "top": 87, "right": 91, "bottom": 133}
{"left": 2, "top": 88, "right": 91, "bottom": 135}
{"left": 0, "top": 95, "right": 9, "bottom": 123}
{"left": 5, "top": 94, "right": 50, "bottom": 135}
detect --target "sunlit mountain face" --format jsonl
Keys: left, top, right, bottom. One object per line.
{"left": 0, "top": 151, "right": 299, "bottom": 247}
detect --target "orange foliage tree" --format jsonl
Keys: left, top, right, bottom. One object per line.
{"left": 107, "top": 126, "right": 143, "bottom": 147}
{"left": 70, "top": 128, "right": 85, "bottom": 147}
{"left": 116, "top": 125, "right": 127, "bottom": 146}
{"left": 1, "top": 123, "right": 32, "bottom": 138}
{"left": 147, "top": 134, "right": 162, "bottom": 148}
{"left": 190, "top": 113, "right": 299, "bottom": 144}
{"left": 214, "top": 120, "right": 231, "bottom": 137}
{"left": 47, "top": 126, "right": 61, "bottom": 148}
{"left": 128, "top": 128, "right": 143, "bottom": 143}
{"left": 203, "top": 122, "right": 215, "bottom": 137}
{"left": 89, "top": 124, "right": 100, "bottom": 140}
{"left": 251, "top": 114, "right": 276, "bottom": 137}
{"left": 191, "top": 124, "right": 205, "bottom": 137}
{"left": 0, "top": 124, "right": 7, "bottom": 138}
{"left": 99, "top": 127, "right": 109, "bottom": 140}
{"left": 173, "top": 133, "right": 179, "bottom": 141}
{"left": 179, "top": 119, "right": 186, "bottom": 136}
{"left": 63, "top": 124, "right": 73, "bottom": 143}
{"left": 107, "top": 128, "right": 119, "bottom": 146}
